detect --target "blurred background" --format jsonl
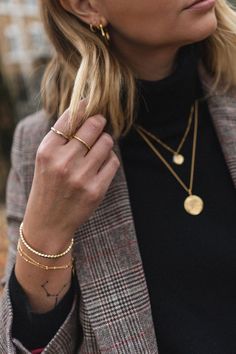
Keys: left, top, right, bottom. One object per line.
{"left": 0, "top": 0, "right": 236, "bottom": 281}
{"left": 0, "top": 0, "right": 51, "bottom": 281}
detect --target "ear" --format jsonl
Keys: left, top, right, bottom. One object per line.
{"left": 59, "top": 0, "right": 108, "bottom": 27}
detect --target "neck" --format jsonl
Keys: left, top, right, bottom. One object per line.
{"left": 135, "top": 44, "right": 200, "bottom": 130}
{"left": 111, "top": 34, "right": 180, "bottom": 81}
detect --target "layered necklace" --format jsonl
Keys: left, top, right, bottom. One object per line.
{"left": 136, "top": 103, "right": 194, "bottom": 165}
{"left": 134, "top": 100, "right": 204, "bottom": 216}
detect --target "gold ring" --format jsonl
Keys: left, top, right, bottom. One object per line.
{"left": 73, "top": 135, "right": 91, "bottom": 151}
{"left": 51, "top": 127, "right": 70, "bottom": 141}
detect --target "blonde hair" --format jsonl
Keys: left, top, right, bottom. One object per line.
{"left": 40, "top": 0, "right": 236, "bottom": 139}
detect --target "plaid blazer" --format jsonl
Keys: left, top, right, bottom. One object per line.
{"left": 1, "top": 66, "right": 236, "bottom": 354}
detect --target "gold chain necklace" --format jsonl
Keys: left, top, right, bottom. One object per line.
{"left": 134, "top": 100, "right": 204, "bottom": 216}
{"left": 135, "top": 103, "right": 194, "bottom": 165}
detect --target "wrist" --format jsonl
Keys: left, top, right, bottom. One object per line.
{"left": 22, "top": 219, "right": 74, "bottom": 256}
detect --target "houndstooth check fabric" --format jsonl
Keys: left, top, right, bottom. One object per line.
{"left": 0, "top": 67, "right": 236, "bottom": 353}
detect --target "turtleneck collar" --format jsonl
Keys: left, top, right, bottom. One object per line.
{"left": 134, "top": 45, "right": 201, "bottom": 132}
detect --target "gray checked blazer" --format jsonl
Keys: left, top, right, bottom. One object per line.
{"left": 0, "top": 66, "right": 236, "bottom": 353}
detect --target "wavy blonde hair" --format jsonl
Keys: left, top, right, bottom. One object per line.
{"left": 40, "top": 0, "right": 236, "bottom": 139}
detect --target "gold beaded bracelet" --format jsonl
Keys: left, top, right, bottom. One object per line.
{"left": 19, "top": 222, "right": 74, "bottom": 259}
{"left": 17, "top": 240, "right": 74, "bottom": 271}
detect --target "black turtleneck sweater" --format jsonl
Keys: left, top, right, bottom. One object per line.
{"left": 10, "top": 46, "right": 236, "bottom": 353}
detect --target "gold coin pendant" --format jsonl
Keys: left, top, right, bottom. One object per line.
{"left": 173, "top": 154, "right": 184, "bottom": 165}
{"left": 184, "top": 195, "right": 204, "bottom": 216}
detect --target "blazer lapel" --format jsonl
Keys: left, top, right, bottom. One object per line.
{"left": 200, "top": 66, "right": 236, "bottom": 188}
{"left": 74, "top": 143, "right": 158, "bottom": 353}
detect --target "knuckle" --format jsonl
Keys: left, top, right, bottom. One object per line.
{"left": 110, "top": 154, "right": 120, "bottom": 169}
{"left": 101, "top": 133, "right": 114, "bottom": 148}
{"left": 36, "top": 145, "right": 51, "bottom": 164}
{"left": 87, "top": 186, "right": 100, "bottom": 203}
{"left": 87, "top": 116, "right": 105, "bottom": 132}
{"left": 70, "top": 172, "right": 86, "bottom": 190}
{"left": 93, "top": 114, "right": 106, "bottom": 125}
{"left": 72, "top": 178, "right": 83, "bottom": 190}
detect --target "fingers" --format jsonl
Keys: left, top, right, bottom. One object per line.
{"left": 42, "top": 109, "right": 70, "bottom": 146}
{"left": 67, "top": 114, "right": 107, "bottom": 156}
{"left": 83, "top": 132, "right": 114, "bottom": 173}
{"left": 45, "top": 100, "right": 87, "bottom": 146}
{"left": 50, "top": 126, "right": 70, "bottom": 144}
{"left": 95, "top": 151, "right": 121, "bottom": 195}
{"left": 55, "top": 99, "right": 87, "bottom": 132}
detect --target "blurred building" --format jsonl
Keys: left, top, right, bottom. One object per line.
{"left": 0, "top": 66, "right": 14, "bottom": 201}
{"left": 0, "top": 0, "right": 51, "bottom": 119}
{"left": 0, "top": 0, "right": 52, "bottom": 200}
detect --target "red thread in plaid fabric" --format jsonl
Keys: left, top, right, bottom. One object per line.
{"left": 101, "top": 330, "right": 146, "bottom": 352}
{"left": 31, "top": 349, "right": 44, "bottom": 354}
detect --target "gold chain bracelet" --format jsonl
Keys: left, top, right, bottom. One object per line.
{"left": 17, "top": 241, "right": 74, "bottom": 270}
{"left": 19, "top": 222, "right": 74, "bottom": 259}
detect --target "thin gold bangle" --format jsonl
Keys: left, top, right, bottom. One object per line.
{"left": 19, "top": 222, "right": 74, "bottom": 259}
{"left": 17, "top": 241, "right": 74, "bottom": 270}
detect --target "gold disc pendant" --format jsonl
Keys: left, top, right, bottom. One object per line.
{"left": 173, "top": 154, "right": 185, "bottom": 165}
{"left": 184, "top": 195, "right": 204, "bottom": 216}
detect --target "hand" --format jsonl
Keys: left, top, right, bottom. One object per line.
{"left": 23, "top": 101, "right": 120, "bottom": 252}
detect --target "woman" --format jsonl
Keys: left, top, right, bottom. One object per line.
{"left": 1, "top": 0, "right": 236, "bottom": 352}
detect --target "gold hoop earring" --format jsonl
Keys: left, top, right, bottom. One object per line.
{"left": 99, "top": 23, "right": 110, "bottom": 43}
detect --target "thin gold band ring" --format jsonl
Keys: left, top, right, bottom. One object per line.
{"left": 51, "top": 127, "right": 70, "bottom": 141}
{"left": 73, "top": 135, "right": 91, "bottom": 152}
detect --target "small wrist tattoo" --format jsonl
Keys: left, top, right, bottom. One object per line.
{"left": 41, "top": 280, "right": 70, "bottom": 307}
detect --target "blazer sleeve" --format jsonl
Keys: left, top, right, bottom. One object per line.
{"left": 0, "top": 118, "right": 80, "bottom": 354}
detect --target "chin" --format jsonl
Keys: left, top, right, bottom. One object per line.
{"left": 185, "top": 10, "right": 218, "bottom": 43}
